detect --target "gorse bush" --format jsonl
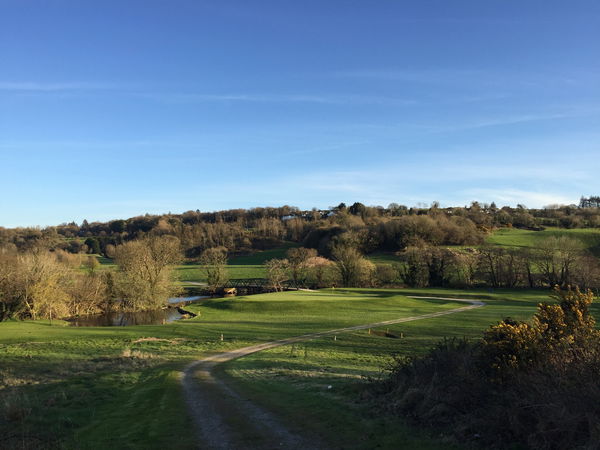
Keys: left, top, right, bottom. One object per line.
{"left": 377, "top": 287, "right": 600, "bottom": 449}
{"left": 482, "top": 287, "right": 598, "bottom": 378}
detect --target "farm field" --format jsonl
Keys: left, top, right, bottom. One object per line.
{"left": 0, "top": 287, "right": 567, "bottom": 449}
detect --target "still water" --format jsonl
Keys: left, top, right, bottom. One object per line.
{"left": 68, "top": 308, "right": 187, "bottom": 327}
{"left": 68, "top": 296, "right": 207, "bottom": 327}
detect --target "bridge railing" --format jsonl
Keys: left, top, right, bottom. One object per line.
{"left": 224, "top": 278, "right": 306, "bottom": 290}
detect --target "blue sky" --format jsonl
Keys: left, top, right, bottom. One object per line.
{"left": 1, "top": 1, "right": 599, "bottom": 226}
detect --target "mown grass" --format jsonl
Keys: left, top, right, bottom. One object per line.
{"left": 175, "top": 262, "right": 265, "bottom": 283}
{"left": 1, "top": 289, "right": 474, "bottom": 449}
{"left": 175, "top": 243, "right": 299, "bottom": 283}
{"left": 3, "top": 287, "right": 582, "bottom": 448}
{"left": 220, "top": 287, "right": 596, "bottom": 448}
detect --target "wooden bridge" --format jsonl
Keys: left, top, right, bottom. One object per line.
{"left": 224, "top": 278, "right": 270, "bottom": 288}
{"left": 223, "top": 278, "right": 301, "bottom": 293}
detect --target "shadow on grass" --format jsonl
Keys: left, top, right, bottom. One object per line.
{"left": 0, "top": 365, "right": 194, "bottom": 450}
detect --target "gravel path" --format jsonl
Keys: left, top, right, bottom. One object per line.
{"left": 182, "top": 296, "right": 485, "bottom": 449}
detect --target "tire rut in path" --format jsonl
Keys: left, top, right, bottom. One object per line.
{"left": 182, "top": 296, "right": 485, "bottom": 449}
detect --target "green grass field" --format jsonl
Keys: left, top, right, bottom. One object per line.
{"left": 125, "top": 243, "right": 298, "bottom": 284}
{"left": 485, "top": 227, "right": 600, "bottom": 255}
{"left": 366, "top": 251, "right": 402, "bottom": 265}
{"left": 366, "top": 227, "right": 600, "bottom": 266}
{"left": 1, "top": 287, "right": 571, "bottom": 449}
{"left": 219, "top": 287, "right": 563, "bottom": 448}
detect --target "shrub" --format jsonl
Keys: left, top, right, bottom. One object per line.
{"left": 376, "top": 287, "right": 600, "bottom": 449}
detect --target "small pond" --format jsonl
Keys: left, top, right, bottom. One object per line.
{"left": 68, "top": 296, "right": 208, "bottom": 327}
{"left": 67, "top": 308, "right": 190, "bottom": 327}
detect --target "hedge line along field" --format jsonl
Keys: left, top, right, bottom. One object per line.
{"left": 0, "top": 288, "right": 564, "bottom": 449}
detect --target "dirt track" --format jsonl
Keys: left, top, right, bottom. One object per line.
{"left": 182, "top": 296, "right": 485, "bottom": 449}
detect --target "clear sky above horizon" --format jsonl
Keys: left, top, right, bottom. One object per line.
{"left": 1, "top": 1, "right": 599, "bottom": 227}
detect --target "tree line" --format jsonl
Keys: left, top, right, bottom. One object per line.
{"left": 397, "top": 236, "right": 600, "bottom": 289}
{"left": 250, "top": 236, "right": 600, "bottom": 291}
{"left": 2, "top": 232, "right": 599, "bottom": 321}
{"left": 1, "top": 199, "right": 599, "bottom": 258}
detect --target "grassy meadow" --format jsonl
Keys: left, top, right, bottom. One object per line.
{"left": 0, "top": 287, "right": 566, "bottom": 449}
{"left": 485, "top": 226, "right": 600, "bottom": 255}
{"left": 219, "top": 288, "right": 566, "bottom": 448}
{"left": 367, "top": 227, "right": 600, "bottom": 267}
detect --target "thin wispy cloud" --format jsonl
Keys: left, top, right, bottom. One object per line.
{"left": 426, "top": 112, "right": 577, "bottom": 133}
{"left": 0, "top": 83, "right": 417, "bottom": 106}
{"left": 1, "top": 1, "right": 597, "bottom": 227}
{"left": 332, "top": 67, "right": 600, "bottom": 89}
{"left": 333, "top": 68, "right": 482, "bottom": 83}
{"left": 351, "top": 108, "right": 600, "bottom": 135}
{"left": 0, "top": 81, "right": 118, "bottom": 91}
{"left": 133, "top": 92, "right": 417, "bottom": 106}
{"left": 280, "top": 141, "right": 370, "bottom": 157}
{"left": 461, "top": 189, "right": 576, "bottom": 208}
{"left": 134, "top": 92, "right": 340, "bottom": 104}
{"left": 258, "top": 158, "right": 591, "bottom": 209}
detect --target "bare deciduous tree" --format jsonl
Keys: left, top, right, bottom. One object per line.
{"left": 200, "top": 246, "right": 229, "bottom": 293}
{"left": 265, "top": 258, "right": 290, "bottom": 291}
{"left": 114, "top": 235, "right": 183, "bottom": 310}
{"left": 286, "top": 247, "right": 317, "bottom": 287}
{"left": 331, "top": 245, "right": 375, "bottom": 287}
